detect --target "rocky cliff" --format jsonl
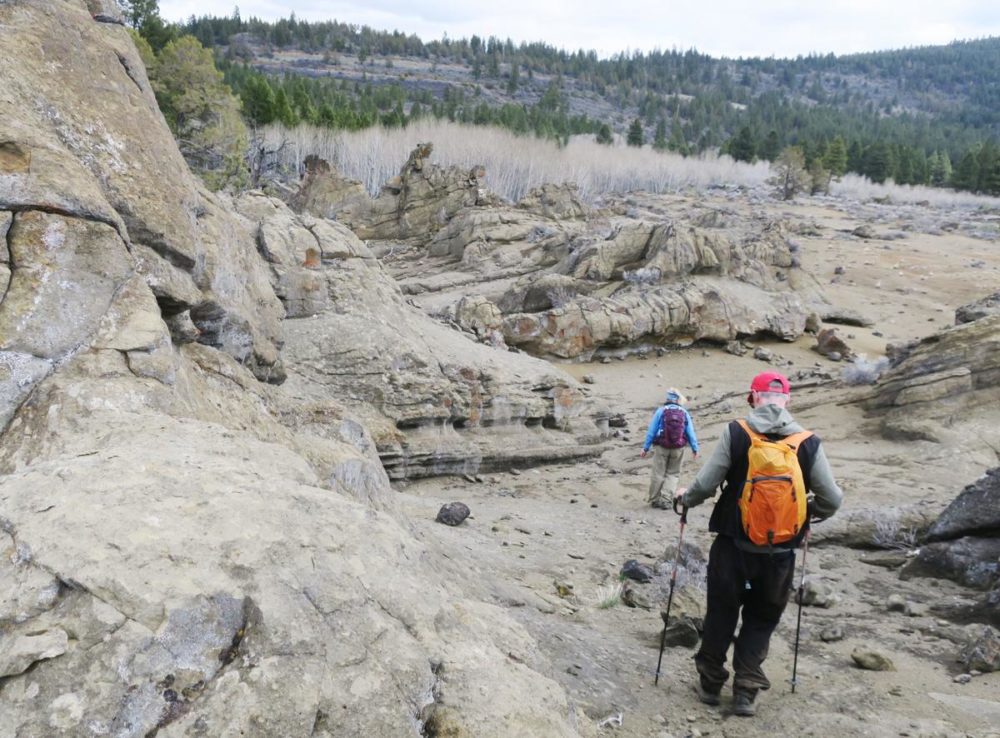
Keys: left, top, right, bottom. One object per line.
{"left": 0, "top": 2, "right": 600, "bottom": 735}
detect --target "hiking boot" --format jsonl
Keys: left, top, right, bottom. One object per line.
{"left": 650, "top": 500, "right": 670, "bottom": 509}
{"left": 732, "top": 690, "right": 757, "bottom": 717}
{"left": 694, "top": 679, "right": 721, "bottom": 706}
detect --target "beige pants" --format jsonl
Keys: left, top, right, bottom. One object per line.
{"left": 648, "top": 446, "right": 685, "bottom": 506}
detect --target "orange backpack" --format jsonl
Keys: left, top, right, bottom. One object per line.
{"left": 736, "top": 420, "right": 813, "bottom": 547}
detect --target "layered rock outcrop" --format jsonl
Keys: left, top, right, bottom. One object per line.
{"left": 865, "top": 312, "right": 1000, "bottom": 443}
{"left": 291, "top": 143, "right": 489, "bottom": 241}
{"left": 0, "top": 1, "right": 283, "bottom": 385}
{"left": 293, "top": 159, "right": 817, "bottom": 359}
{"left": 232, "top": 194, "right": 607, "bottom": 480}
{"left": 0, "top": 3, "right": 601, "bottom": 735}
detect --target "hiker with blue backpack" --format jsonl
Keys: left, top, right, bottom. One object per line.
{"left": 640, "top": 388, "right": 699, "bottom": 509}
{"left": 672, "top": 371, "right": 842, "bottom": 717}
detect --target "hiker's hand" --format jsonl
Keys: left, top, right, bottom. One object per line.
{"left": 692, "top": 452, "right": 699, "bottom": 460}
{"left": 640, "top": 449, "right": 648, "bottom": 458}
{"left": 674, "top": 487, "right": 687, "bottom": 503}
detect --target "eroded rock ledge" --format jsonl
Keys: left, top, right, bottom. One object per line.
{"left": 291, "top": 153, "right": 818, "bottom": 360}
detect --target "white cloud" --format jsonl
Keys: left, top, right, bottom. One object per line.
{"left": 159, "top": 0, "right": 1000, "bottom": 59}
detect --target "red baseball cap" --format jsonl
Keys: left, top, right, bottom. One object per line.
{"left": 749, "top": 371, "right": 791, "bottom": 395}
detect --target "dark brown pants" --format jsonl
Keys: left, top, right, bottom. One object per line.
{"left": 694, "top": 535, "right": 796, "bottom": 693}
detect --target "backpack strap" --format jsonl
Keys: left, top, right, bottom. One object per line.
{"left": 736, "top": 419, "right": 813, "bottom": 448}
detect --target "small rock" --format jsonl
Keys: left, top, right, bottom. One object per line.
{"left": 903, "top": 601, "right": 924, "bottom": 617}
{"left": 953, "top": 673, "right": 972, "bottom": 684}
{"left": 621, "top": 584, "right": 652, "bottom": 609}
{"left": 621, "top": 559, "right": 655, "bottom": 583}
{"left": 660, "top": 619, "right": 700, "bottom": 648}
{"left": 820, "top": 625, "right": 845, "bottom": 642}
{"left": 554, "top": 581, "right": 575, "bottom": 598}
{"left": 960, "top": 626, "right": 1000, "bottom": 672}
{"left": 601, "top": 357, "right": 612, "bottom": 364}
{"left": 510, "top": 468, "right": 522, "bottom": 476}
{"left": 753, "top": 347, "right": 774, "bottom": 362}
{"left": 886, "top": 594, "right": 907, "bottom": 612}
{"left": 582, "top": 374, "right": 596, "bottom": 384}
{"left": 851, "top": 647, "right": 895, "bottom": 671}
{"left": 834, "top": 265, "right": 846, "bottom": 275}
{"left": 435, "top": 502, "right": 471, "bottom": 526}
{"left": 797, "top": 578, "right": 836, "bottom": 608}
{"left": 608, "top": 413, "right": 628, "bottom": 428}
{"left": 889, "top": 685, "right": 904, "bottom": 696}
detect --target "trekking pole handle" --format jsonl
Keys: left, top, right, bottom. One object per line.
{"left": 673, "top": 498, "right": 688, "bottom": 522}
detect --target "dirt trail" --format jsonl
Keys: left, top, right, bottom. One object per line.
{"left": 395, "top": 196, "right": 1000, "bottom": 737}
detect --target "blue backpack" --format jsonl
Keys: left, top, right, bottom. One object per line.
{"left": 656, "top": 406, "right": 687, "bottom": 449}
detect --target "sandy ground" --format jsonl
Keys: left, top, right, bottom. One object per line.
{"left": 394, "top": 195, "right": 1000, "bottom": 737}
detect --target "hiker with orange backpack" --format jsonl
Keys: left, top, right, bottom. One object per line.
{"left": 673, "top": 372, "right": 842, "bottom": 717}
{"left": 641, "top": 388, "right": 699, "bottom": 509}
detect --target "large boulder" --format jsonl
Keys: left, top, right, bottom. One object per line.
{"left": 289, "top": 145, "right": 488, "bottom": 241}
{"left": 955, "top": 290, "right": 1000, "bottom": 325}
{"left": 502, "top": 279, "right": 807, "bottom": 359}
{"left": 865, "top": 314, "right": 1000, "bottom": 444}
{"left": 899, "top": 468, "right": 1000, "bottom": 625}
{"left": 925, "top": 468, "right": 1000, "bottom": 543}
{"left": 0, "top": 0, "right": 284, "bottom": 385}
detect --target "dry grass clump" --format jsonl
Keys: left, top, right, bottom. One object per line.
{"left": 842, "top": 355, "right": 891, "bottom": 385}
{"left": 833, "top": 174, "right": 1000, "bottom": 209}
{"left": 593, "top": 579, "right": 625, "bottom": 609}
{"left": 871, "top": 515, "right": 919, "bottom": 551}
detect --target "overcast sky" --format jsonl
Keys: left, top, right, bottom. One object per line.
{"left": 158, "top": 1, "right": 1000, "bottom": 59}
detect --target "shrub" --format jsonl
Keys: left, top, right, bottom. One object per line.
{"left": 842, "top": 355, "right": 890, "bottom": 385}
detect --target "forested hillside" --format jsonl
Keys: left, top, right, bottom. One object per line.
{"left": 131, "top": 2, "right": 1000, "bottom": 194}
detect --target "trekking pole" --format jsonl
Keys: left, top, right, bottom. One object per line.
{"left": 654, "top": 498, "right": 688, "bottom": 686}
{"left": 790, "top": 528, "right": 810, "bottom": 693}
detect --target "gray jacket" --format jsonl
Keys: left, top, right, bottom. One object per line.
{"left": 681, "top": 404, "right": 843, "bottom": 542}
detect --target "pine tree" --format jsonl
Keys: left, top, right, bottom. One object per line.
{"left": 668, "top": 118, "right": 689, "bottom": 156}
{"left": 822, "top": 136, "right": 848, "bottom": 179}
{"left": 273, "top": 87, "right": 298, "bottom": 127}
{"left": 507, "top": 62, "right": 519, "bottom": 94}
{"left": 759, "top": 130, "right": 781, "bottom": 162}
{"left": 809, "top": 159, "right": 830, "bottom": 195}
{"left": 627, "top": 118, "right": 644, "bottom": 147}
{"left": 729, "top": 126, "right": 755, "bottom": 162}
{"left": 952, "top": 148, "right": 979, "bottom": 191}
{"left": 976, "top": 140, "right": 999, "bottom": 193}
{"left": 861, "top": 142, "right": 892, "bottom": 184}
{"left": 240, "top": 75, "right": 276, "bottom": 126}
{"left": 151, "top": 35, "right": 248, "bottom": 189}
{"left": 768, "top": 147, "right": 810, "bottom": 200}
{"left": 653, "top": 119, "right": 668, "bottom": 151}
{"left": 596, "top": 123, "right": 613, "bottom": 145}
{"left": 118, "top": 0, "right": 175, "bottom": 50}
